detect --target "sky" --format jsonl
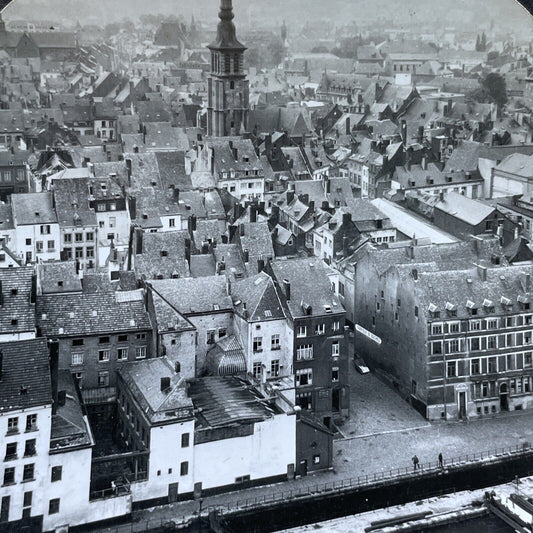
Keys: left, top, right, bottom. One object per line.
{"left": 1, "top": 0, "right": 532, "bottom": 35}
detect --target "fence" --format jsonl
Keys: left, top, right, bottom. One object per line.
{"left": 89, "top": 441, "right": 533, "bottom": 532}
{"left": 204, "top": 441, "right": 533, "bottom": 514}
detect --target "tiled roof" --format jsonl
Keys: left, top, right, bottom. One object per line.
{"left": 213, "top": 244, "right": 246, "bottom": 279}
{"left": 190, "top": 254, "right": 216, "bottom": 278}
{"left": 12, "top": 192, "right": 57, "bottom": 226}
{"left": 38, "top": 261, "right": 82, "bottom": 294}
{"left": 118, "top": 358, "right": 193, "bottom": 425}
{"left": 271, "top": 258, "right": 344, "bottom": 319}
{"left": 149, "top": 276, "right": 232, "bottom": 315}
{"left": 52, "top": 178, "right": 97, "bottom": 228}
{"left": 155, "top": 151, "right": 192, "bottom": 190}
{"left": 36, "top": 291, "right": 151, "bottom": 337}
{"left": 433, "top": 191, "right": 496, "bottom": 226}
{"left": 231, "top": 272, "right": 285, "bottom": 321}
{"left": 495, "top": 153, "right": 533, "bottom": 178}
{"left": 151, "top": 292, "right": 194, "bottom": 334}
{"left": 145, "top": 123, "right": 190, "bottom": 151}
{"left": 240, "top": 222, "right": 275, "bottom": 274}
{"left": 0, "top": 267, "right": 35, "bottom": 335}
{"left": 0, "top": 338, "right": 52, "bottom": 414}
{"left": 0, "top": 203, "right": 14, "bottom": 230}
{"left": 193, "top": 219, "right": 227, "bottom": 248}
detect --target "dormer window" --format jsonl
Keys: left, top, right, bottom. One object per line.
{"left": 466, "top": 300, "right": 478, "bottom": 315}
{"left": 161, "top": 250, "right": 168, "bottom": 257}
{"left": 483, "top": 298, "right": 495, "bottom": 313}
{"left": 428, "top": 303, "right": 440, "bottom": 319}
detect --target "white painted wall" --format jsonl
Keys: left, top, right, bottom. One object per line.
{"left": 14, "top": 223, "right": 61, "bottom": 263}
{"left": 194, "top": 412, "right": 296, "bottom": 490}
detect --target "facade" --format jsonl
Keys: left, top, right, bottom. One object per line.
{"left": 36, "top": 289, "right": 152, "bottom": 404}
{"left": 207, "top": 0, "right": 249, "bottom": 137}
{"left": 270, "top": 259, "right": 350, "bottom": 426}
{"left": 0, "top": 151, "right": 31, "bottom": 201}
{"left": 11, "top": 193, "right": 61, "bottom": 264}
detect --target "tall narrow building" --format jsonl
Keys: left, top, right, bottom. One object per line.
{"left": 207, "top": 0, "right": 249, "bottom": 137}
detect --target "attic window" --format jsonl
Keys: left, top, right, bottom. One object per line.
{"left": 501, "top": 296, "right": 512, "bottom": 308}
{"left": 161, "top": 250, "right": 168, "bottom": 257}
{"left": 264, "top": 310, "right": 272, "bottom": 317}
{"left": 324, "top": 305, "right": 332, "bottom": 313}
{"left": 58, "top": 281, "right": 63, "bottom": 287}
{"left": 213, "top": 304, "right": 220, "bottom": 311}
{"left": 11, "top": 288, "right": 17, "bottom": 296}
{"left": 35, "top": 212, "right": 40, "bottom": 217}
{"left": 11, "top": 318, "right": 17, "bottom": 326}
{"left": 142, "top": 214, "right": 148, "bottom": 219}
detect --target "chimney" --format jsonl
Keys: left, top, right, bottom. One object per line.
{"left": 283, "top": 279, "right": 291, "bottom": 301}
{"left": 136, "top": 229, "right": 143, "bottom": 254}
{"left": 325, "top": 176, "right": 330, "bottom": 193}
{"left": 418, "top": 126, "right": 424, "bottom": 143}
{"left": 322, "top": 200, "right": 330, "bottom": 211}
{"left": 126, "top": 159, "right": 132, "bottom": 186}
{"left": 226, "top": 279, "right": 232, "bottom": 295}
{"left": 345, "top": 116, "right": 351, "bottom": 135}
{"left": 57, "top": 390, "right": 66, "bottom": 407}
{"left": 190, "top": 215, "right": 197, "bottom": 232}
{"left": 173, "top": 188, "right": 180, "bottom": 202}
{"left": 31, "top": 275, "right": 36, "bottom": 304}
{"left": 128, "top": 197, "right": 137, "bottom": 220}
{"left": 477, "top": 264, "right": 487, "bottom": 281}
{"left": 175, "top": 362, "right": 181, "bottom": 373}
{"left": 229, "top": 225, "right": 237, "bottom": 242}
{"left": 257, "top": 259, "right": 265, "bottom": 273}
{"left": 343, "top": 236, "right": 349, "bottom": 257}
{"left": 243, "top": 248, "right": 249, "bottom": 262}
{"left": 412, "top": 268, "right": 418, "bottom": 280}
{"left": 250, "top": 205, "right": 257, "bottom": 223}
{"left": 439, "top": 190, "right": 444, "bottom": 202}
{"left": 239, "top": 224, "right": 245, "bottom": 237}
{"left": 160, "top": 377, "right": 171, "bottom": 392}
{"left": 185, "top": 238, "right": 191, "bottom": 263}
{"left": 242, "top": 302, "right": 248, "bottom": 319}
{"left": 287, "top": 191, "right": 295, "bottom": 204}
{"left": 421, "top": 156, "right": 427, "bottom": 170}
{"left": 342, "top": 212, "right": 352, "bottom": 225}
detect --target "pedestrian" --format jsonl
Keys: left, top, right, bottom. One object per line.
{"left": 412, "top": 455, "right": 420, "bottom": 471}
{"left": 438, "top": 452, "right": 443, "bottom": 468}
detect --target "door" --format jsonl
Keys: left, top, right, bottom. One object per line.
{"left": 458, "top": 392, "right": 466, "bottom": 419}
{"left": 168, "top": 483, "right": 179, "bottom": 503}
{"left": 299, "top": 460, "right": 308, "bottom": 477}
{"left": 500, "top": 383, "right": 509, "bottom": 411}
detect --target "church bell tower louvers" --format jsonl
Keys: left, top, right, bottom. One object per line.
{"left": 207, "top": 0, "right": 249, "bottom": 137}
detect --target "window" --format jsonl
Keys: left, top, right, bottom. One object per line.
{"left": 5, "top": 442, "right": 16, "bottom": 460}
{"left": 25, "top": 238, "right": 31, "bottom": 246}
{"left": 315, "top": 324, "right": 325, "bottom": 335}
{"left": 99, "top": 336, "right": 110, "bottom": 344}
{"left": 24, "top": 440, "right": 36, "bottom": 457}
{"left": 49, "top": 499, "right": 60, "bottom": 515}
{"left": 51, "top": 466, "right": 62, "bottom": 482}
{"left": 253, "top": 337, "right": 263, "bottom": 352}
{"left": 7, "top": 417, "right": 18, "bottom": 434}
{"left": 296, "top": 344, "right": 313, "bottom": 360}
{"left": 136, "top": 333, "right": 146, "bottom": 340}
{"left": 446, "top": 361, "right": 456, "bottom": 378}
{"left": 135, "top": 346, "right": 146, "bottom": 359}
{"left": 432, "top": 341, "right": 442, "bottom": 355}
{"left": 488, "top": 336, "right": 497, "bottom": 349}
{"left": 431, "top": 324, "right": 443, "bottom": 335}
{"left": 332, "top": 341, "right": 339, "bottom": 357}
{"left": 64, "top": 247, "right": 72, "bottom": 259}
{"left": 271, "top": 359, "right": 280, "bottom": 377}
{"left": 488, "top": 319, "right": 498, "bottom": 329}
{"left": 218, "top": 328, "right": 226, "bottom": 338}
{"left": 98, "top": 350, "right": 110, "bottom": 362}
{"left": 296, "top": 391, "right": 312, "bottom": 410}
{"left": 118, "top": 334, "right": 128, "bottom": 342}
{"left": 109, "top": 217, "right": 116, "bottom": 228}
{"left": 271, "top": 334, "right": 280, "bottom": 350}
{"left": 40, "top": 225, "right": 50, "bottom": 235}
{"left": 332, "top": 366, "right": 339, "bottom": 382}
{"left": 86, "top": 232, "right": 94, "bottom": 241}
{"left": 107, "top": 233, "right": 114, "bottom": 241}
{"left": 25, "top": 414, "right": 37, "bottom": 432}
{"left": 169, "top": 218, "right": 175, "bottom": 228}
{"left": 75, "top": 233, "right": 83, "bottom": 242}
{"left": 470, "top": 338, "right": 480, "bottom": 351}
{"left": 448, "top": 339, "right": 459, "bottom": 353}
{"left": 206, "top": 330, "right": 216, "bottom": 344}
{"left": 23, "top": 491, "right": 32, "bottom": 509}
{"left": 98, "top": 372, "right": 109, "bottom": 387}
{"left": 3, "top": 467, "right": 14, "bottom": 485}
{"left": 64, "top": 233, "right": 72, "bottom": 243}
{"left": 23, "top": 463, "right": 34, "bottom": 481}
{"left": 471, "top": 359, "right": 480, "bottom": 375}
{"left": 296, "top": 368, "right": 313, "bottom": 386}
{"left": 488, "top": 357, "right": 497, "bottom": 373}
{"left": 252, "top": 362, "right": 262, "bottom": 379}
{"left": 181, "top": 433, "right": 190, "bottom": 448}
{"left": 296, "top": 326, "right": 307, "bottom": 338}
{"left": 414, "top": 306, "right": 419, "bottom": 318}
{"left": 117, "top": 348, "right": 128, "bottom": 361}
{"left": 526, "top": 352, "right": 533, "bottom": 368}
{"left": 180, "top": 461, "right": 189, "bottom": 476}
{"left": 75, "top": 247, "right": 83, "bottom": 258}
{"left": 36, "top": 241, "right": 43, "bottom": 253}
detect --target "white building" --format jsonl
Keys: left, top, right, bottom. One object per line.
{"left": 11, "top": 192, "right": 60, "bottom": 264}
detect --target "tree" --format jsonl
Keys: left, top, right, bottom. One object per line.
{"left": 481, "top": 32, "right": 487, "bottom": 52}
{"left": 475, "top": 35, "right": 480, "bottom": 52}
{"left": 483, "top": 73, "right": 507, "bottom": 107}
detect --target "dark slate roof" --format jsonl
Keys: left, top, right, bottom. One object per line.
{"left": 155, "top": 151, "right": 192, "bottom": 190}
{"left": 118, "top": 357, "right": 193, "bottom": 425}
{"left": 38, "top": 261, "right": 82, "bottom": 294}
{"left": 149, "top": 276, "right": 232, "bottom": 315}
{"left": 190, "top": 254, "right": 216, "bottom": 278}
{"left": 150, "top": 292, "right": 194, "bottom": 334}
{"left": 0, "top": 267, "right": 35, "bottom": 335}
{"left": 240, "top": 222, "right": 275, "bottom": 274}
{"left": 231, "top": 272, "right": 285, "bottom": 321}
{"left": 270, "top": 258, "right": 343, "bottom": 319}
{"left": 36, "top": 290, "right": 151, "bottom": 337}
{"left": 135, "top": 231, "right": 190, "bottom": 280}
{"left": 213, "top": 244, "right": 246, "bottom": 279}
{"left": 52, "top": 178, "right": 97, "bottom": 228}
{"left": 188, "top": 377, "right": 277, "bottom": 430}
{"left": 50, "top": 370, "right": 92, "bottom": 451}
{"left": 444, "top": 141, "right": 483, "bottom": 173}
{"left": 0, "top": 338, "right": 52, "bottom": 414}
{"left": 193, "top": 219, "right": 227, "bottom": 248}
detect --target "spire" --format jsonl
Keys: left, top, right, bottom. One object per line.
{"left": 208, "top": 0, "right": 246, "bottom": 51}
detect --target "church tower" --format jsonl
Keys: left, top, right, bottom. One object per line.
{"left": 207, "top": 0, "right": 249, "bottom": 137}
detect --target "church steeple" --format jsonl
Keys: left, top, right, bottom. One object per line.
{"left": 207, "top": 0, "right": 249, "bottom": 137}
